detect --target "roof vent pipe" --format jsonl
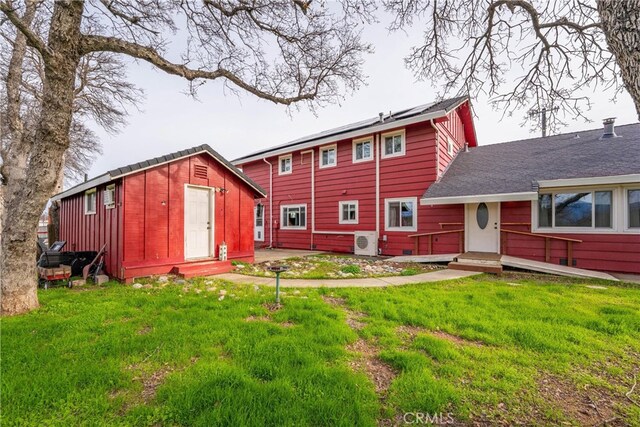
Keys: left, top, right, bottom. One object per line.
{"left": 378, "top": 112, "right": 384, "bottom": 123}
{"left": 464, "top": 142, "right": 469, "bottom": 152}
{"left": 601, "top": 117, "right": 618, "bottom": 139}
{"left": 84, "top": 173, "right": 88, "bottom": 182}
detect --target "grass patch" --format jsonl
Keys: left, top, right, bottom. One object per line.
{"left": 2, "top": 273, "right": 639, "bottom": 425}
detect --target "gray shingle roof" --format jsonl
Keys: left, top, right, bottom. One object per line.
{"left": 232, "top": 96, "right": 469, "bottom": 163}
{"left": 52, "top": 144, "right": 266, "bottom": 201}
{"left": 422, "top": 123, "right": 640, "bottom": 200}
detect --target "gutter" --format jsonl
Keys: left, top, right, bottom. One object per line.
{"left": 232, "top": 109, "right": 450, "bottom": 166}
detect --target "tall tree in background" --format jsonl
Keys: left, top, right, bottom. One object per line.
{"left": 0, "top": 0, "right": 372, "bottom": 315}
{"left": 385, "top": 0, "right": 640, "bottom": 130}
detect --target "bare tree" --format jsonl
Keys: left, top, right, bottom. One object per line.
{"left": 0, "top": 0, "right": 372, "bottom": 315}
{"left": 384, "top": 0, "right": 640, "bottom": 131}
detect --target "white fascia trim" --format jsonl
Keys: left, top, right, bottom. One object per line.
{"left": 537, "top": 174, "right": 640, "bottom": 188}
{"left": 231, "top": 110, "right": 448, "bottom": 165}
{"left": 51, "top": 174, "right": 113, "bottom": 201}
{"left": 421, "top": 191, "right": 538, "bottom": 205}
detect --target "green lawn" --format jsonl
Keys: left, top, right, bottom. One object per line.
{"left": 2, "top": 274, "right": 639, "bottom": 426}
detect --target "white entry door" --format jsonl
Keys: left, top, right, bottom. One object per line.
{"left": 254, "top": 203, "right": 264, "bottom": 242}
{"left": 185, "top": 186, "right": 213, "bottom": 259}
{"left": 465, "top": 202, "right": 500, "bottom": 253}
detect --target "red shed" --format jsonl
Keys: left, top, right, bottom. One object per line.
{"left": 51, "top": 144, "right": 266, "bottom": 282}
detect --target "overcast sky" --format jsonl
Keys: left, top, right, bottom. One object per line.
{"left": 81, "top": 13, "right": 637, "bottom": 186}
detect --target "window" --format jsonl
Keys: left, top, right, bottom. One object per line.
{"left": 319, "top": 145, "right": 337, "bottom": 168}
{"left": 382, "top": 130, "right": 405, "bottom": 158}
{"left": 84, "top": 189, "right": 97, "bottom": 215}
{"left": 629, "top": 189, "right": 640, "bottom": 229}
{"left": 339, "top": 201, "right": 358, "bottom": 224}
{"left": 447, "top": 136, "right": 454, "bottom": 156}
{"left": 353, "top": 137, "right": 373, "bottom": 162}
{"left": 281, "top": 204, "right": 306, "bottom": 229}
{"left": 279, "top": 154, "right": 292, "bottom": 175}
{"left": 104, "top": 184, "right": 116, "bottom": 209}
{"left": 385, "top": 197, "right": 417, "bottom": 231}
{"left": 537, "top": 190, "right": 612, "bottom": 229}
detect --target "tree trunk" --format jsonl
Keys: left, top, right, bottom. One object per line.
{"left": 1, "top": 1, "right": 84, "bottom": 316}
{"left": 597, "top": 0, "right": 640, "bottom": 120}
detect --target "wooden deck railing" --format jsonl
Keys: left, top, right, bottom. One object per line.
{"left": 500, "top": 229, "right": 582, "bottom": 265}
{"left": 408, "top": 229, "right": 464, "bottom": 255}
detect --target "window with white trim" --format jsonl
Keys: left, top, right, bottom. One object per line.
{"left": 339, "top": 201, "right": 358, "bottom": 224}
{"left": 447, "top": 136, "right": 454, "bottom": 156}
{"left": 281, "top": 204, "right": 306, "bottom": 229}
{"left": 382, "top": 131, "right": 405, "bottom": 158}
{"left": 353, "top": 138, "right": 373, "bottom": 162}
{"left": 537, "top": 190, "right": 613, "bottom": 229}
{"left": 385, "top": 197, "right": 417, "bottom": 231}
{"left": 84, "top": 188, "right": 97, "bottom": 215}
{"left": 279, "top": 154, "right": 292, "bottom": 175}
{"left": 319, "top": 145, "right": 337, "bottom": 168}
{"left": 104, "top": 184, "right": 116, "bottom": 209}
{"left": 628, "top": 189, "right": 640, "bottom": 229}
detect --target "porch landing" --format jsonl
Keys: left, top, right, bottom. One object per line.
{"left": 388, "top": 252, "right": 620, "bottom": 281}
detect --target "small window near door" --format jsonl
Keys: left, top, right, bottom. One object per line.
{"left": 255, "top": 204, "right": 264, "bottom": 227}
{"left": 84, "top": 189, "right": 96, "bottom": 215}
{"left": 385, "top": 197, "right": 417, "bottom": 231}
{"left": 281, "top": 204, "right": 306, "bottom": 229}
{"left": 339, "top": 201, "right": 358, "bottom": 224}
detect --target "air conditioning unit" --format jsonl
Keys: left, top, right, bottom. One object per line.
{"left": 354, "top": 231, "right": 378, "bottom": 256}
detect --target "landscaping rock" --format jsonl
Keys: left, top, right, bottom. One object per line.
{"left": 95, "top": 275, "right": 109, "bottom": 285}
{"left": 219, "top": 289, "right": 227, "bottom": 296}
{"left": 132, "top": 283, "right": 143, "bottom": 289}
{"left": 71, "top": 279, "right": 86, "bottom": 287}
{"left": 157, "top": 276, "right": 169, "bottom": 283}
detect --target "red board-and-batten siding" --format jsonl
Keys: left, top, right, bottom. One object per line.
{"left": 59, "top": 153, "right": 255, "bottom": 281}
{"left": 241, "top": 107, "right": 469, "bottom": 255}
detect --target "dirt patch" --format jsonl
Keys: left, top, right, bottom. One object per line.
{"left": 347, "top": 338, "right": 396, "bottom": 395}
{"left": 279, "top": 321, "right": 295, "bottom": 328}
{"left": 141, "top": 365, "right": 174, "bottom": 403}
{"left": 397, "top": 325, "right": 485, "bottom": 348}
{"left": 323, "top": 296, "right": 367, "bottom": 330}
{"left": 245, "top": 315, "right": 271, "bottom": 322}
{"left": 537, "top": 373, "right": 623, "bottom": 426}
{"left": 137, "top": 325, "right": 152, "bottom": 335}
{"left": 263, "top": 302, "right": 283, "bottom": 312}
{"left": 322, "top": 295, "right": 346, "bottom": 306}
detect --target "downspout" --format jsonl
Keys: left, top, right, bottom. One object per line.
{"left": 375, "top": 133, "right": 380, "bottom": 250}
{"left": 431, "top": 118, "right": 440, "bottom": 178}
{"left": 263, "top": 158, "right": 273, "bottom": 248}
{"left": 301, "top": 149, "right": 315, "bottom": 249}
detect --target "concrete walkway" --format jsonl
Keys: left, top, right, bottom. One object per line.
{"left": 216, "top": 269, "right": 480, "bottom": 288}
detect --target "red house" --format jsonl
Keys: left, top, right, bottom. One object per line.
{"left": 52, "top": 145, "right": 266, "bottom": 282}
{"left": 233, "top": 97, "right": 640, "bottom": 274}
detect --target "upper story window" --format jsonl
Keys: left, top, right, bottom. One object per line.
{"left": 84, "top": 188, "right": 97, "bottom": 215}
{"left": 104, "top": 184, "right": 116, "bottom": 209}
{"left": 281, "top": 204, "right": 307, "bottom": 229}
{"left": 385, "top": 197, "right": 417, "bottom": 232}
{"left": 319, "top": 145, "right": 337, "bottom": 168}
{"left": 339, "top": 200, "right": 358, "bottom": 224}
{"left": 628, "top": 189, "right": 640, "bottom": 229}
{"left": 279, "top": 154, "right": 292, "bottom": 175}
{"left": 353, "top": 137, "right": 373, "bottom": 163}
{"left": 382, "top": 130, "right": 405, "bottom": 158}
{"left": 447, "top": 136, "right": 454, "bottom": 156}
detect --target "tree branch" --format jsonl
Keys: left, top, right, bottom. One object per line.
{"left": 0, "top": 1, "right": 49, "bottom": 56}
{"left": 79, "top": 35, "right": 318, "bottom": 104}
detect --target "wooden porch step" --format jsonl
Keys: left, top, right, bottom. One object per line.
{"left": 174, "top": 260, "right": 234, "bottom": 278}
{"left": 448, "top": 261, "right": 503, "bottom": 274}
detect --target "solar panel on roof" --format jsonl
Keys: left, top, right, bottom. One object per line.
{"left": 393, "top": 102, "right": 436, "bottom": 119}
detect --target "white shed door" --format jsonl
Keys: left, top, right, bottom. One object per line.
{"left": 185, "top": 186, "right": 212, "bottom": 259}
